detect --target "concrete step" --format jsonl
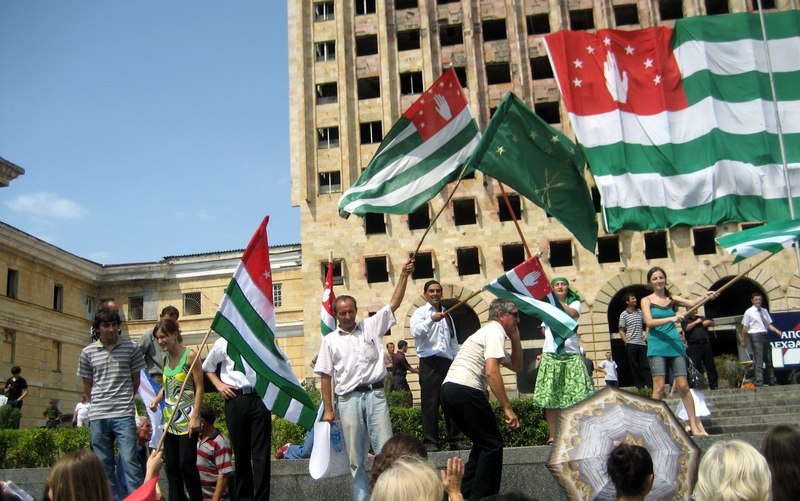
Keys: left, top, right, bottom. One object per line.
{"left": 700, "top": 403, "right": 800, "bottom": 419}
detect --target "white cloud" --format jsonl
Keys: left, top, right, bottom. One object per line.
{"left": 4, "top": 192, "right": 85, "bottom": 220}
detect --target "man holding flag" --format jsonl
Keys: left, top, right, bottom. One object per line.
{"left": 314, "top": 257, "right": 415, "bottom": 501}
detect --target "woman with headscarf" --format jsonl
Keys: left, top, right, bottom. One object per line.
{"left": 532, "top": 277, "right": 594, "bottom": 444}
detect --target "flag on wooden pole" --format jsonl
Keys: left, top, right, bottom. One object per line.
{"left": 716, "top": 218, "right": 800, "bottom": 263}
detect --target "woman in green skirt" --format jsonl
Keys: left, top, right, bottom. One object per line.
{"left": 532, "top": 277, "right": 594, "bottom": 444}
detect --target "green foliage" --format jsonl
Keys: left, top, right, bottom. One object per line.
{"left": 0, "top": 405, "right": 21, "bottom": 430}
{"left": 386, "top": 389, "right": 413, "bottom": 408}
{"left": 716, "top": 355, "right": 745, "bottom": 388}
{"left": 202, "top": 393, "right": 229, "bottom": 437}
{"left": 52, "top": 427, "right": 91, "bottom": 455}
{"left": 3, "top": 428, "right": 58, "bottom": 468}
{"left": 627, "top": 386, "right": 654, "bottom": 398}
{"left": 390, "top": 406, "right": 423, "bottom": 438}
{"left": 268, "top": 379, "right": 322, "bottom": 456}
{"left": 492, "top": 398, "right": 550, "bottom": 447}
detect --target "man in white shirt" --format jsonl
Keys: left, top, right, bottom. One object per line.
{"left": 409, "top": 280, "right": 466, "bottom": 452}
{"left": 598, "top": 352, "right": 619, "bottom": 387}
{"left": 314, "top": 258, "right": 414, "bottom": 501}
{"left": 741, "top": 292, "right": 783, "bottom": 386}
{"left": 203, "top": 337, "right": 270, "bottom": 501}
{"left": 440, "top": 298, "right": 523, "bottom": 500}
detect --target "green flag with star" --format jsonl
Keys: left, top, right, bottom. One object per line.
{"left": 470, "top": 92, "right": 598, "bottom": 252}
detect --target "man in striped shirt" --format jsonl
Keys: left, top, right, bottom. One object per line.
{"left": 197, "top": 403, "right": 234, "bottom": 501}
{"left": 619, "top": 293, "right": 651, "bottom": 389}
{"left": 78, "top": 307, "right": 146, "bottom": 497}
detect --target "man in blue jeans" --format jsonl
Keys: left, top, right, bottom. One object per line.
{"left": 78, "top": 307, "right": 146, "bottom": 498}
{"left": 741, "top": 292, "right": 783, "bottom": 386}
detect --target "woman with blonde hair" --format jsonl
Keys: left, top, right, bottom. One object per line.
{"left": 372, "top": 456, "right": 464, "bottom": 501}
{"left": 42, "top": 450, "right": 112, "bottom": 501}
{"left": 693, "top": 440, "right": 772, "bottom": 501}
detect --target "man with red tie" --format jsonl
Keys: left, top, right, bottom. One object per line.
{"left": 741, "top": 292, "right": 783, "bottom": 386}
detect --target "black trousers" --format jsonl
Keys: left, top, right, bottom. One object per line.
{"left": 163, "top": 431, "right": 203, "bottom": 501}
{"left": 441, "top": 382, "right": 503, "bottom": 501}
{"left": 391, "top": 374, "right": 410, "bottom": 392}
{"left": 225, "top": 393, "right": 271, "bottom": 501}
{"left": 688, "top": 342, "right": 718, "bottom": 389}
{"left": 419, "top": 355, "right": 463, "bottom": 448}
{"left": 626, "top": 343, "right": 652, "bottom": 389}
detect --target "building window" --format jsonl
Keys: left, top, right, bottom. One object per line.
{"left": 183, "top": 292, "right": 202, "bottom": 316}
{"left": 597, "top": 235, "right": 621, "bottom": 263}
{"left": 570, "top": 8, "right": 594, "bottom": 30}
{"left": 534, "top": 101, "right": 560, "bottom": 125}
{"left": 4, "top": 329, "right": 16, "bottom": 364}
{"left": 364, "top": 213, "right": 387, "bottom": 234}
{"left": 705, "top": 0, "right": 729, "bottom": 15}
{"left": 660, "top": 0, "right": 683, "bottom": 20}
{"left": 486, "top": 63, "right": 511, "bottom": 85}
{"left": 396, "top": 0, "right": 417, "bottom": 9}
{"left": 365, "top": 256, "right": 389, "bottom": 283}
{"left": 86, "top": 296, "right": 95, "bottom": 319}
{"left": 356, "top": 34, "right": 379, "bottom": 56}
{"left": 453, "top": 66, "right": 467, "bottom": 88}
{"left": 693, "top": 227, "right": 718, "bottom": 256}
{"left": 591, "top": 185, "right": 602, "bottom": 214}
{"left": 397, "top": 29, "right": 420, "bottom": 51}
{"left": 53, "top": 284, "right": 63, "bottom": 312}
{"left": 356, "top": 0, "right": 376, "bottom": 15}
{"left": 360, "top": 121, "right": 383, "bottom": 144}
{"left": 314, "top": 1, "right": 334, "bottom": 22}
{"left": 316, "top": 83, "right": 337, "bottom": 105}
{"left": 399, "top": 72, "right": 423, "bottom": 95}
{"left": 482, "top": 19, "right": 507, "bottom": 41}
{"left": 315, "top": 41, "right": 335, "bottom": 62}
{"left": 129, "top": 296, "right": 144, "bottom": 321}
{"left": 644, "top": 231, "right": 669, "bottom": 260}
{"left": 6, "top": 268, "right": 18, "bottom": 299}
{"left": 317, "top": 127, "right": 339, "bottom": 149}
{"left": 273, "top": 283, "right": 283, "bottom": 308}
{"left": 498, "top": 194, "right": 521, "bottom": 222}
{"left": 322, "top": 260, "right": 344, "bottom": 286}
{"left": 549, "top": 240, "right": 573, "bottom": 267}
{"left": 408, "top": 203, "right": 431, "bottom": 230}
{"left": 456, "top": 247, "right": 480, "bottom": 276}
{"left": 51, "top": 340, "right": 62, "bottom": 373}
{"left": 411, "top": 251, "right": 434, "bottom": 279}
{"left": 530, "top": 56, "right": 554, "bottom": 80}
{"left": 437, "top": 0, "right": 459, "bottom": 3}
{"left": 614, "top": 4, "right": 639, "bottom": 26}
{"left": 502, "top": 244, "right": 525, "bottom": 271}
{"left": 439, "top": 24, "right": 463, "bottom": 46}
{"left": 741, "top": 222, "right": 764, "bottom": 231}
{"left": 453, "top": 198, "right": 477, "bottom": 226}
{"left": 752, "top": 0, "right": 776, "bottom": 9}
{"left": 319, "top": 171, "right": 342, "bottom": 194}
{"left": 357, "top": 77, "right": 381, "bottom": 100}
{"left": 526, "top": 14, "right": 550, "bottom": 35}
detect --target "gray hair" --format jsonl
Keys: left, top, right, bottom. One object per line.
{"left": 488, "top": 298, "right": 516, "bottom": 321}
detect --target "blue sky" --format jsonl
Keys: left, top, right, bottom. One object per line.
{"left": 0, "top": 1, "right": 298, "bottom": 264}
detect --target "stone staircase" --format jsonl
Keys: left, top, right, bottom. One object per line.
{"left": 664, "top": 384, "right": 800, "bottom": 434}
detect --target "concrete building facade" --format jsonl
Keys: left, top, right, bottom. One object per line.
{"left": 287, "top": 0, "right": 800, "bottom": 396}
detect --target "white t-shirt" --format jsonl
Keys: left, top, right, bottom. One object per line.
{"left": 542, "top": 300, "right": 582, "bottom": 354}
{"left": 599, "top": 360, "right": 618, "bottom": 381}
{"left": 74, "top": 402, "right": 91, "bottom": 421}
{"left": 444, "top": 321, "right": 508, "bottom": 392}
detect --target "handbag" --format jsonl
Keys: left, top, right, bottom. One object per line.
{"left": 687, "top": 357, "right": 709, "bottom": 390}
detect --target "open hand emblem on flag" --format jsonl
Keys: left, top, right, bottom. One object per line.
{"left": 603, "top": 52, "right": 628, "bottom": 103}
{"left": 434, "top": 93, "right": 452, "bottom": 120}
{"left": 522, "top": 271, "right": 543, "bottom": 289}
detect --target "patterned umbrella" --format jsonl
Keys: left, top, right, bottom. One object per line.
{"left": 547, "top": 387, "right": 699, "bottom": 500}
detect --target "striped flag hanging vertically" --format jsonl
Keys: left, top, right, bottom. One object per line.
{"left": 338, "top": 67, "right": 481, "bottom": 216}
{"left": 211, "top": 217, "right": 316, "bottom": 430}
{"left": 320, "top": 261, "right": 336, "bottom": 336}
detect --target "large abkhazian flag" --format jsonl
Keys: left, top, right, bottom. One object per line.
{"left": 544, "top": 11, "right": 800, "bottom": 233}
{"left": 211, "top": 217, "right": 316, "bottom": 430}
{"left": 484, "top": 256, "right": 578, "bottom": 353}
{"left": 716, "top": 217, "right": 800, "bottom": 263}
{"left": 320, "top": 261, "right": 336, "bottom": 336}
{"left": 338, "top": 67, "right": 481, "bottom": 216}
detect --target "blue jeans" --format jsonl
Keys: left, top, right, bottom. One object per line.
{"left": 90, "top": 416, "right": 142, "bottom": 499}
{"left": 284, "top": 428, "right": 315, "bottom": 459}
{"left": 336, "top": 388, "right": 393, "bottom": 501}
{"left": 751, "top": 333, "right": 775, "bottom": 385}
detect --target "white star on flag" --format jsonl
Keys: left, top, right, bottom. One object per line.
{"left": 643, "top": 58, "right": 653, "bottom": 68}
{"left": 586, "top": 45, "right": 595, "bottom": 54}
{"left": 573, "top": 59, "right": 583, "bottom": 68}
{"left": 625, "top": 45, "right": 635, "bottom": 55}
{"left": 572, "top": 78, "right": 582, "bottom": 87}
{"left": 653, "top": 74, "right": 662, "bottom": 85}
{"left": 550, "top": 135, "right": 560, "bottom": 143}
{"left": 603, "top": 36, "right": 611, "bottom": 46}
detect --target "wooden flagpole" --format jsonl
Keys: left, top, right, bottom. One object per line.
{"left": 497, "top": 181, "right": 532, "bottom": 258}
{"left": 411, "top": 162, "right": 471, "bottom": 258}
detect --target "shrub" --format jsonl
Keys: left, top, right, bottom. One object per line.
{"left": 52, "top": 427, "right": 91, "bottom": 455}
{"left": 3, "top": 428, "right": 58, "bottom": 468}
{"left": 386, "top": 389, "right": 412, "bottom": 408}
{"left": 716, "top": 355, "right": 745, "bottom": 388}
{"left": 0, "top": 405, "right": 21, "bottom": 430}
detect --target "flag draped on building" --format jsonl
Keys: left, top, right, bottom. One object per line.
{"left": 338, "top": 67, "right": 481, "bottom": 216}
{"left": 544, "top": 11, "right": 800, "bottom": 233}
{"left": 211, "top": 216, "right": 316, "bottom": 430}
{"left": 484, "top": 256, "right": 578, "bottom": 353}
{"left": 469, "top": 92, "right": 598, "bottom": 252}
{"left": 320, "top": 261, "right": 336, "bottom": 336}
{"left": 716, "top": 217, "right": 800, "bottom": 263}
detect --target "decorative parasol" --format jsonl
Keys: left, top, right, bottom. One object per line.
{"left": 547, "top": 387, "right": 699, "bottom": 500}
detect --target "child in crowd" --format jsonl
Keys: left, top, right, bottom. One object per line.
{"left": 196, "top": 403, "right": 234, "bottom": 501}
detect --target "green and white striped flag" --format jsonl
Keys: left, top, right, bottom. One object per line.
{"left": 338, "top": 67, "right": 481, "bottom": 216}
{"left": 320, "top": 261, "right": 336, "bottom": 336}
{"left": 545, "top": 11, "right": 800, "bottom": 232}
{"left": 211, "top": 217, "right": 316, "bottom": 430}
{"left": 716, "top": 217, "right": 800, "bottom": 263}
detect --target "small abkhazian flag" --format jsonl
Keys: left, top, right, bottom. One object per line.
{"left": 320, "top": 261, "right": 336, "bottom": 336}
{"left": 484, "top": 256, "right": 578, "bottom": 353}
{"left": 716, "top": 217, "right": 800, "bottom": 263}
{"left": 544, "top": 11, "right": 800, "bottom": 233}
{"left": 338, "top": 67, "right": 481, "bottom": 216}
{"left": 211, "top": 217, "right": 316, "bottom": 430}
